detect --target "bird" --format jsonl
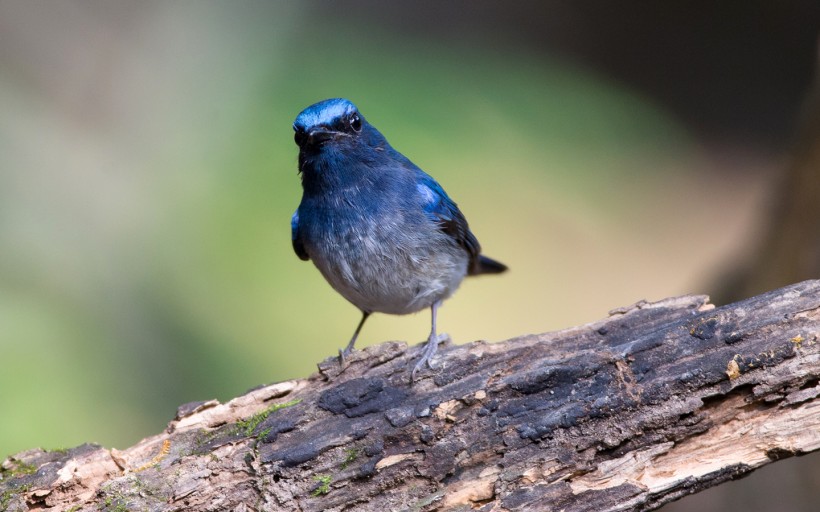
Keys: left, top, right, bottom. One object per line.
{"left": 290, "top": 98, "right": 507, "bottom": 379}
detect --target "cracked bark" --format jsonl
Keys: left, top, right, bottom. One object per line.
{"left": 3, "top": 280, "right": 820, "bottom": 512}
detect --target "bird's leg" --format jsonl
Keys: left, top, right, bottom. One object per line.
{"left": 339, "top": 311, "right": 370, "bottom": 368}
{"left": 412, "top": 300, "right": 445, "bottom": 381}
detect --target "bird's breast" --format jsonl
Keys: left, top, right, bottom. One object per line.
{"left": 300, "top": 201, "right": 469, "bottom": 315}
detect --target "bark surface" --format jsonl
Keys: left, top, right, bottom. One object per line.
{"left": 3, "top": 281, "right": 820, "bottom": 512}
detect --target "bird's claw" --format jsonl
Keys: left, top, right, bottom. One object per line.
{"left": 411, "top": 332, "right": 450, "bottom": 382}
{"left": 338, "top": 347, "right": 354, "bottom": 370}
{"left": 437, "top": 332, "right": 452, "bottom": 347}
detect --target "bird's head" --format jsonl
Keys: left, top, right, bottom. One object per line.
{"left": 293, "top": 98, "right": 384, "bottom": 153}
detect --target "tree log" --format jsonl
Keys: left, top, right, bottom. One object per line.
{"left": 3, "top": 281, "right": 820, "bottom": 512}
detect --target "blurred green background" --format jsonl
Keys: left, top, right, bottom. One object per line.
{"left": 1, "top": 1, "right": 818, "bottom": 510}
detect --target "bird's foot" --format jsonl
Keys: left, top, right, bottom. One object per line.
{"left": 411, "top": 332, "right": 450, "bottom": 381}
{"left": 438, "top": 332, "right": 452, "bottom": 347}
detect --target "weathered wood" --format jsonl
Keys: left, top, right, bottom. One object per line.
{"left": 3, "top": 281, "right": 820, "bottom": 512}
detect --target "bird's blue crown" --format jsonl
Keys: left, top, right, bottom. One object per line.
{"left": 294, "top": 98, "right": 358, "bottom": 131}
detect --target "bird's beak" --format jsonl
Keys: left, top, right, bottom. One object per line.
{"left": 307, "top": 128, "right": 335, "bottom": 146}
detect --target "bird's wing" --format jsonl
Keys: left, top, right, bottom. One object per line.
{"left": 291, "top": 210, "right": 309, "bottom": 261}
{"left": 415, "top": 174, "right": 481, "bottom": 262}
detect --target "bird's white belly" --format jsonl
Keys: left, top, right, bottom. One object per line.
{"left": 309, "top": 227, "right": 469, "bottom": 315}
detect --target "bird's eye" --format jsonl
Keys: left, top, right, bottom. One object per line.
{"left": 349, "top": 113, "right": 362, "bottom": 133}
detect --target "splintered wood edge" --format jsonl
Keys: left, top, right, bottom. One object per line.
{"left": 569, "top": 356, "right": 820, "bottom": 499}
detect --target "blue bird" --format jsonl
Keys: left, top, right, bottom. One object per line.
{"left": 290, "top": 98, "right": 507, "bottom": 379}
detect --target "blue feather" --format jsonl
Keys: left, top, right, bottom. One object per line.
{"left": 414, "top": 174, "right": 481, "bottom": 269}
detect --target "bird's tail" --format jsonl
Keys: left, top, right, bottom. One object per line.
{"left": 469, "top": 255, "right": 508, "bottom": 276}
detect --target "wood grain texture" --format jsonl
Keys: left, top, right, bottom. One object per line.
{"left": 2, "top": 280, "right": 820, "bottom": 512}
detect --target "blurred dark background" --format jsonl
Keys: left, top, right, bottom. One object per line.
{"left": 1, "top": 1, "right": 818, "bottom": 510}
